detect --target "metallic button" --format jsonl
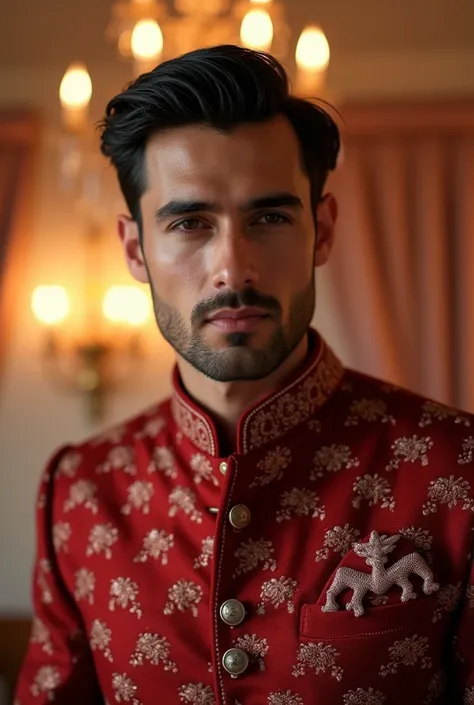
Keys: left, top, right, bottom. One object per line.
{"left": 220, "top": 599, "right": 246, "bottom": 626}
{"left": 219, "top": 461, "right": 228, "bottom": 476}
{"left": 229, "top": 504, "right": 251, "bottom": 529}
{"left": 222, "top": 648, "right": 249, "bottom": 677}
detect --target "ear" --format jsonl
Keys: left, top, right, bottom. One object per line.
{"left": 117, "top": 214, "right": 149, "bottom": 284}
{"left": 314, "top": 193, "right": 338, "bottom": 267}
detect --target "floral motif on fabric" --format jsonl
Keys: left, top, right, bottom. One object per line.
{"left": 91, "top": 426, "right": 125, "bottom": 446}
{"left": 52, "top": 521, "right": 71, "bottom": 553}
{"left": 432, "top": 583, "right": 462, "bottom": 623}
{"left": 194, "top": 537, "right": 214, "bottom": 569}
{"left": 31, "top": 617, "right": 53, "bottom": 656}
{"left": 311, "top": 445, "right": 360, "bottom": 480}
{"left": 164, "top": 580, "right": 203, "bottom": 618}
{"left": 233, "top": 633, "right": 269, "bottom": 671}
{"left": 466, "top": 585, "right": 474, "bottom": 608}
{"left": 342, "top": 688, "right": 386, "bottom": 705}
{"left": 256, "top": 576, "right": 297, "bottom": 614}
{"left": 63, "top": 480, "right": 98, "bottom": 514}
{"left": 112, "top": 673, "right": 142, "bottom": 704}
{"left": 148, "top": 446, "right": 177, "bottom": 479}
{"left": 135, "top": 415, "right": 166, "bottom": 440}
{"left": 352, "top": 474, "right": 396, "bottom": 511}
{"left": 276, "top": 488, "right": 326, "bottom": 523}
{"left": 168, "top": 486, "right": 203, "bottom": 524}
{"left": 315, "top": 524, "right": 361, "bottom": 562}
{"left": 74, "top": 568, "right": 95, "bottom": 605}
{"left": 37, "top": 558, "right": 53, "bottom": 605}
{"left": 30, "top": 666, "right": 61, "bottom": 699}
{"left": 90, "top": 619, "right": 113, "bottom": 662}
{"left": 190, "top": 454, "right": 218, "bottom": 486}
{"left": 422, "top": 476, "right": 474, "bottom": 515}
{"left": 268, "top": 691, "right": 304, "bottom": 705}
{"left": 385, "top": 436, "right": 433, "bottom": 472}
{"left": 292, "top": 642, "right": 343, "bottom": 681}
{"left": 134, "top": 529, "right": 174, "bottom": 565}
{"left": 465, "top": 686, "right": 474, "bottom": 705}
{"left": 121, "top": 481, "right": 154, "bottom": 515}
{"left": 250, "top": 447, "right": 292, "bottom": 488}
{"left": 177, "top": 683, "right": 216, "bottom": 704}
{"left": 96, "top": 446, "right": 137, "bottom": 476}
{"left": 345, "top": 398, "right": 395, "bottom": 427}
{"left": 86, "top": 523, "right": 119, "bottom": 559}
{"left": 109, "top": 578, "right": 142, "bottom": 619}
{"left": 379, "top": 635, "right": 432, "bottom": 676}
{"left": 459, "top": 437, "right": 474, "bottom": 465}
{"left": 130, "top": 633, "right": 178, "bottom": 672}
{"left": 57, "top": 450, "right": 82, "bottom": 478}
{"left": 424, "top": 670, "right": 446, "bottom": 704}
{"left": 420, "top": 401, "right": 471, "bottom": 428}
{"left": 233, "top": 538, "right": 277, "bottom": 576}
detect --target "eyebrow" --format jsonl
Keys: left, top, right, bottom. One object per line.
{"left": 154, "top": 192, "right": 304, "bottom": 222}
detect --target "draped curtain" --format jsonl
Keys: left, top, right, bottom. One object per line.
{"left": 0, "top": 111, "right": 40, "bottom": 382}
{"left": 327, "top": 100, "right": 474, "bottom": 410}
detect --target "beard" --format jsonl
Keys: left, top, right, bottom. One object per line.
{"left": 148, "top": 278, "right": 315, "bottom": 383}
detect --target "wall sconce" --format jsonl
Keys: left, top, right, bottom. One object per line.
{"left": 31, "top": 281, "right": 151, "bottom": 423}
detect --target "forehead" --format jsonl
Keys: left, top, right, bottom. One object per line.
{"left": 143, "top": 115, "right": 309, "bottom": 202}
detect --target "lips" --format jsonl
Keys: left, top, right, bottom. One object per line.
{"left": 207, "top": 308, "right": 269, "bottom": 333}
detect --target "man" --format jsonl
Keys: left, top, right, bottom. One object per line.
{"left": 16, "top": 45, "right": 474, "bottom": 705}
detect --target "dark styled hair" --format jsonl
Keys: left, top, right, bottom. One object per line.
{"left": 99, "top": 44, "right": 340, "bottom": 241}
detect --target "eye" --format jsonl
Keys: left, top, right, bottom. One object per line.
{"left": 255, "top": 212, "right": 290, "bottom": 226}
{"left": 172, "top": 217, "right": 209, "bottom": 232}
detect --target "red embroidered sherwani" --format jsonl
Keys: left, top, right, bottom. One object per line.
{"left": 15, "top": 332, "right": 474, "bottom": 705}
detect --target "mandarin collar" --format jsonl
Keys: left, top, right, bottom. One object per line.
{"left": 171, "top": 330, "right": 344, "bottom": 457}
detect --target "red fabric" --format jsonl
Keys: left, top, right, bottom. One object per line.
{"left": 15, "top": 332, "right": 474, "bottom": 704}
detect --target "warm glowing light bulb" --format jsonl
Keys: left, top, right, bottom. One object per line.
{"left": 131, "top": 19, "right": 164, "bottom": 61}
{"left": 240, "top": 9, "right": 273, "bottom": 51}
{"left": 31, "top": 286, "right": 70, "bottom": 326}
{"left": 103, "top": 286, "right": 151, "bottom": 327}
{"left": 296, "top": 26, "right": 330, "bottom": 72}
{"left": 59, "top": 62, "right": 92, "bottom": 110}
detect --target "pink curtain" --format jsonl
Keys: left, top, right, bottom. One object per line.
{"left": 0, "top": 111, "right": 40, "bottom": 380}
{"left": 327, "top": 100, "right": 474, "bottom": 410}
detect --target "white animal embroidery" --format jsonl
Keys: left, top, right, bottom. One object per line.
{"left": 322, "top": 531, "right": 439, "bottom": 617}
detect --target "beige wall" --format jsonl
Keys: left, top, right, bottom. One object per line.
{"left": 1, "top": 0, "right": 474, "bottom": 612}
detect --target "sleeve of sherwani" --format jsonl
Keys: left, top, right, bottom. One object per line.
{"left": 450, "top": 537, "right": 474, "bottom": 704}
{"left": 14, "top": 446, "right": 103, "bottom": 704}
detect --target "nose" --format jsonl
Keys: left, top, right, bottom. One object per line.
{"left": 210, "top": 228, "right": 259, "bottom": 292}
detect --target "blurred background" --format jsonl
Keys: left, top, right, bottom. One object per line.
{"left": 1, "top": 0, "right": 474, "bottom": 699}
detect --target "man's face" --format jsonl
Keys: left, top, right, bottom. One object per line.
{"left": 119, "top": 115, "right": 337, "bottom": 382}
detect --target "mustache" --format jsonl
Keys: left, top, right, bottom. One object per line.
{"left": 191, "top": 288, "right": 282, "bottom": 325}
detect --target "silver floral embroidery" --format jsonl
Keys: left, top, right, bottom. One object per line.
{"left": 465, "top": 686, "right": 474, "bottom": 705}
{"left": 57, "top": 451, "right": 82, "bottom": 478}
{"left": 190, "top": 454, "right": 218, "bottom": 486}
{"left": 379, "top": 635, "right": 432, "bottom": 676}
{"left": 168, "top": 487, "right": 203, "bottom": 523}
{"left": 134, "top": 529, "right": 174, "bottom": 565}
{"left": 420, "top": 401, "right": 471, "bottom": 428}
{"left": 459, "top": 437, "right": 474, "bottom": 465}
{"left": 250, "top": 447, "right": 292, "bottom": 488}
{"left": 112, "top": 673, "right": 142, "bottom": 704}
{"left": 194, "top": 537, "right": 214, "bottom": 569}
{"left": 130, "top": 633, "right": 178, "bottom": 672}
{"left": 52, "top": 522, "right": 71, "bottom": 553}
{"left": 345, "top": 398, "right": 395, "bottom": 427}
{"left": 307, "top": 419, "right": 322, "bottom": 433}
{"left": 233, "top": 634, "right": 269, "bottom": 672}
{"left": 352, "top": 474, "right": 396, "bottom": 511}
{"left": 398, "top": 526, "right": 433, "bottom": 555}
{"left": 121, "top": 481, "right": 154, "bottom": 515}
{"left": 38, "top": 559, "right": 53, "bottom": 604}
{"left": 91, "top": 425, "right": 125, "bottom": 445}
{"left": 257, "top": 576, "right": 297, "bottom": 614}
{"left": 30, "top": 665, "right": 61, "bottom": 699}
{"left": 466, "top": 585, "right": 474, "bottom": 608}
{"left": 268, "top": 691, "right": 304, "bottom": 705}
{"left": 233, "top": 538, "right": 277, "bottom": 576}
{"left": 342, "top": 688, "right": 386, "bottom": 705}
{"left": 136, "top": 414, "right": 166, "bottom": 440}
{"left": 96, "top": 446, "right": 137, "bottom": 475}
{"left": 386, "top": 435, "right": 433, "bottom": 472}
{"left": 90, "top": 620, "right": 113, "bottom": 662}
{"left": 63, "top": 480, "right": 98, "bottom": 514}
{"left": 74, "top": 568, "right": 95, "bottom": 605}
{"left": 292, "top": 642, "right": 343, "bottom": 680}
{"left": 276, "top": 488, "right": 326, "bottom": 523}
{"left": 424, "top": 670, "right": 445, "bottom": 704}
{"left": 164, "top": 580, "right": 203, "bottom": 617}
{"left": 86, "top": 524, "right": 119, "bottom": 559}
{"left": 432, "top": 583, "right": 462, "bottom": 622}
{"left": 31, "top": 617, "right": 53, "bottom": 655}
{"left": 311, "top": 445, "right": 359, "bottom": 480}
{"left": 148, "top": 446, "right": 178, "bottom": 479}
{"left": 109, "top": 578, "right": 142, "bottom": 618}
{"left": 178, "top": 683, "right": 215, "bottom": 704}
{"left": 315, "top": 524, "right": 361, "bottom": 562}
{"left": 422, "top": 475, "right": 474, "bottom": 515}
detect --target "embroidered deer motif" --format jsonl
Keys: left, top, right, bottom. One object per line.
{"left": 322, "top": 531, "right": 439, "bottom": 617}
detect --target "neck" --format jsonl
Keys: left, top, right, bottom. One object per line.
{"left": 176, "top": 335, "right": 310, "bottom": 453}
